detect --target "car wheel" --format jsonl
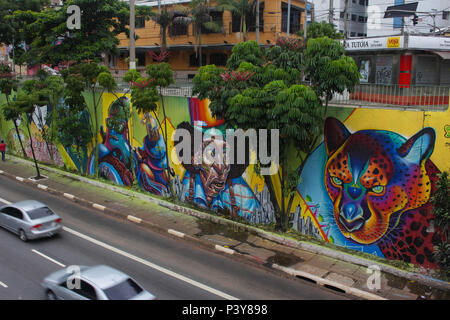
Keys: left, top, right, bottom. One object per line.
{"left": 46, "top": 290, "right": 57, "bottom": 300}
{"left": 19, "top": 229, "right": 28, "bottom": 242}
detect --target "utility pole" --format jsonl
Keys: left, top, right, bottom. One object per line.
{"left": 256, "top": 0, "right": 260, "bottom": 44}
{"left": 129, "top": 0, "right": 136, "bottom": 70}
{"left": 329, "top": 0, "right": 334, "bottom": 24}
{"left": 287, "top": 0, "right": 291, "bottom": 37}
{"left": 431, "top": 9, "right": 437, "bottom": 33}
{"left": 343, "top": 0, "right": 349, "bottom": 43}
{"left": 311, "top": 2, "right": 315, "bottom": 22}
{"left": 303, "top": 9, "right": 307, "bottom": 40}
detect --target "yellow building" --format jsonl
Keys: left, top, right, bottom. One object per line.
{"left": 110, "top": 0, "right": 306, "bottom": 81}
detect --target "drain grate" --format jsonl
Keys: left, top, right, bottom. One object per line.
{"left": 296, "top": 275, "right": 317, "bottom": 284}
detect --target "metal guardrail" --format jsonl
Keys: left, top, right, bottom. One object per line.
{"left": 330, "top": 83, "right": 450, "bottom": 111}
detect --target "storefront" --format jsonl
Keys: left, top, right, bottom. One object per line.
{"left": 343, "top": 35, "right": 450, "bottom": 86}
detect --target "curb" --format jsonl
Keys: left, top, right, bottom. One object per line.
{"left": 3, "top": 156, "right": 450, "bottom": 294}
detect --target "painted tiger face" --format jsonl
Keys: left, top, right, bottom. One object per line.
{"left": 324, "top": 118, "right": 436, "bottom": 245}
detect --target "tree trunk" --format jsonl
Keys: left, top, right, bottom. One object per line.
{"left": 13, "top": 119, "right": 27, "bottom": 158}
{"left": 5, "top": 96, "right": 27, "bottom": 158}
{"left": 198, "top": 29, "right": 203, "bottom": 67}
{"left": 263, "top": 174, "right": 281, "bottom": 227}
{"left": 256, "top": 0, "right": 260, "bottom": 44}
{"left": 92, "top": 88, "right": 99, "bottom": 178}
{"left": 26, "top": 119, "right": 41, "bottom": 179}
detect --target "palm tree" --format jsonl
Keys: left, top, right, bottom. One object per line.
{"left": 151, "top": 8, "right": 174, "bottom": 52}
{"left": 217, "top": 0, "right": 257, "bottom": 42}
{"left": 172, "top": 0, "right": 223, "bottom": 67}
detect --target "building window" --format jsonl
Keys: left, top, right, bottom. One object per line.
{"left": 340, "top": 11, "right": 345, "bottom": 19}
{"left": 351, "top": 14, "right": 357, "bottom": 22}
{"left": 210, "top": 53, "right": 227, "bottom": 66}
{"left": 189, "top": 53, "right": 206, "bottom": 67}
{"left": 135, "top": 16, "right": 145, "bottom": 29}
{"left": 358, "top": 15, "right": 365, "bottom": 22}
{"left": 136, "top": 51, "right": 146, "bottom": 67}
{"left": 443, "top": 11, "right": 449, "bottom": 20}
{"left": 202, "top": 10, "right": 223, "bottom": 34}
{"left": 282, "top": 2, "right": 303, "bottom": 33}
{"left": 357, "top": 33, "right": 364, "bottom": 37}
{"left": 350, "top": 32, "right": 356, "bottom": 37}
{"left": 169, "top": 23, "right": 188, "bottom": 36}
{"left": 359, "top": 0, "right": 365, "bottom": 5}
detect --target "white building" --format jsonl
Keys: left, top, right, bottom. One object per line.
{"left": 310, "top": 0, "right": 450, "bottom": 38}
{"left": 309, "top": 0, "right": 369, "bottom": 38}
{"left": 367, "top": 0, "right": 450, "bottom": 37}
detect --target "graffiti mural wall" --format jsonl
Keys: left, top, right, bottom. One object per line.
{"left": 1, "top": 90, "right": 448, "bottom": 269}
{"left": 295, "top": 107, "right": 449, "bottom": 269}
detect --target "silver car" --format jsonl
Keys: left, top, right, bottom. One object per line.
{"left": 0, "top": 200, "right": 62, "bottom": 241}
{"left": 42, "top": 265, "right": 157, "bottom": 300}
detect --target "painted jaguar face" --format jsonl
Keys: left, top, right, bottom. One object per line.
{"left": 324, "top": 118, "right": 435, "bottom": 245}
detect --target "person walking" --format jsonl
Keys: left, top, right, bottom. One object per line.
{"left": 0, "top": 140, "right": 6, "bottom": 161}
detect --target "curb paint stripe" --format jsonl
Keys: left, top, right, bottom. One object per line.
{"left": 215, "top": 245, "right": 235, "bottom": 255}
{"left": 92, "top": 203, "right": 106, "bottom": 211}
{"left": 168, "top": 229, "right": 185, "bottom": 238}
{"left": 127, "top": 215, "right": 142, "bottom": 224}
{"left": 63, "top": 193, "right": 75, "bottom": 200}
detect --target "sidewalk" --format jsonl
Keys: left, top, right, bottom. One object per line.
{"left": 0, "top": 155, "right": 449, "bottom": 300}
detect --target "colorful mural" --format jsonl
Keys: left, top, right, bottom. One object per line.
{"left": 295, "top": 108, "right": 450, "bottom": 269}
{"left": 1, "top": 90, "right": 448, "bottom": 270}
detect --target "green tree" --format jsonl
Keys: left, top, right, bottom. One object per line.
{"left": 21, "top": 74, "right": 64, "bottom": 165}
{"left": 151, "top": 8, "right": 178, "bottom": 52}
{"left": 6, "top": 91, "right": 46, "bottom": 178}
{"left": 61, "top": 62, "right": 117, "bottom": 177}
{"left": 304, "top": 36, "right": 360, "bottom": 116}
{"left": 173, "top": 0, "right": 223, "bottom": 67}
{"left": 193, "top": 41, "right": 323, "bottom": 231}
{"left": 9, "top": 0, "right": 129, "bottom": 66}
{"left": 431, "top": 171, "right": 450, "bottom": 277}
{"left": 57, "top": 72, "right": 92, "bottom": 175}
{"left": 0, "top": 0, "right": 47, "bottom": 69}
{"left": 146, "top": 60, "right": 175, "bottom": 193}
{"left": 306, "top": 21, "right": 343, "bottom": 40}
{"left": 0, "top": 64, "right": 27, "bottom": 157}
{"left": 127, "top": 59, "right": 176, "bottom": 196}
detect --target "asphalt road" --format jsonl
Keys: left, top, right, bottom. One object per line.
{"left": 0, "top": 174, "right": 350, "bottom": 300}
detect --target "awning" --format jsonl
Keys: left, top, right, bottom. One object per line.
{"left": 434, "top": 51, "right": 450, "bottom": 59}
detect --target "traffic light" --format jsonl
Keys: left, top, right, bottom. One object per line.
{"left": 412, "top": 14, "right": 418, "bottom": 26}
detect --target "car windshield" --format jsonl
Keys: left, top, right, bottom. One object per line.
{"left": 103, "top": 278, "right": 143, "bottom": 300}
{"left": 27, "top": 206, "right": 55, "bottom": 220}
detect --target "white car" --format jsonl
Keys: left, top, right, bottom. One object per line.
{"left": 0, "top": 200, "right": 62, "bottom": 241}
{"left": 42, "top": 265, "right": 157, "bottom": 300}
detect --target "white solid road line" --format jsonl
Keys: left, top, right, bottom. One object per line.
{"left": 31, "top": 249, "right": 66, "bottom": 268}
{"left": 0, "top": 281, "right": 8, "bottom": 288}
{"left": 0, "top": 196, "right": 238, "bottom": 300}
{"left": 63, "top": 226, "right": 239, "bottom": 300}
{"left": 0, "top": 197, "right": 12, "bottom": 205}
